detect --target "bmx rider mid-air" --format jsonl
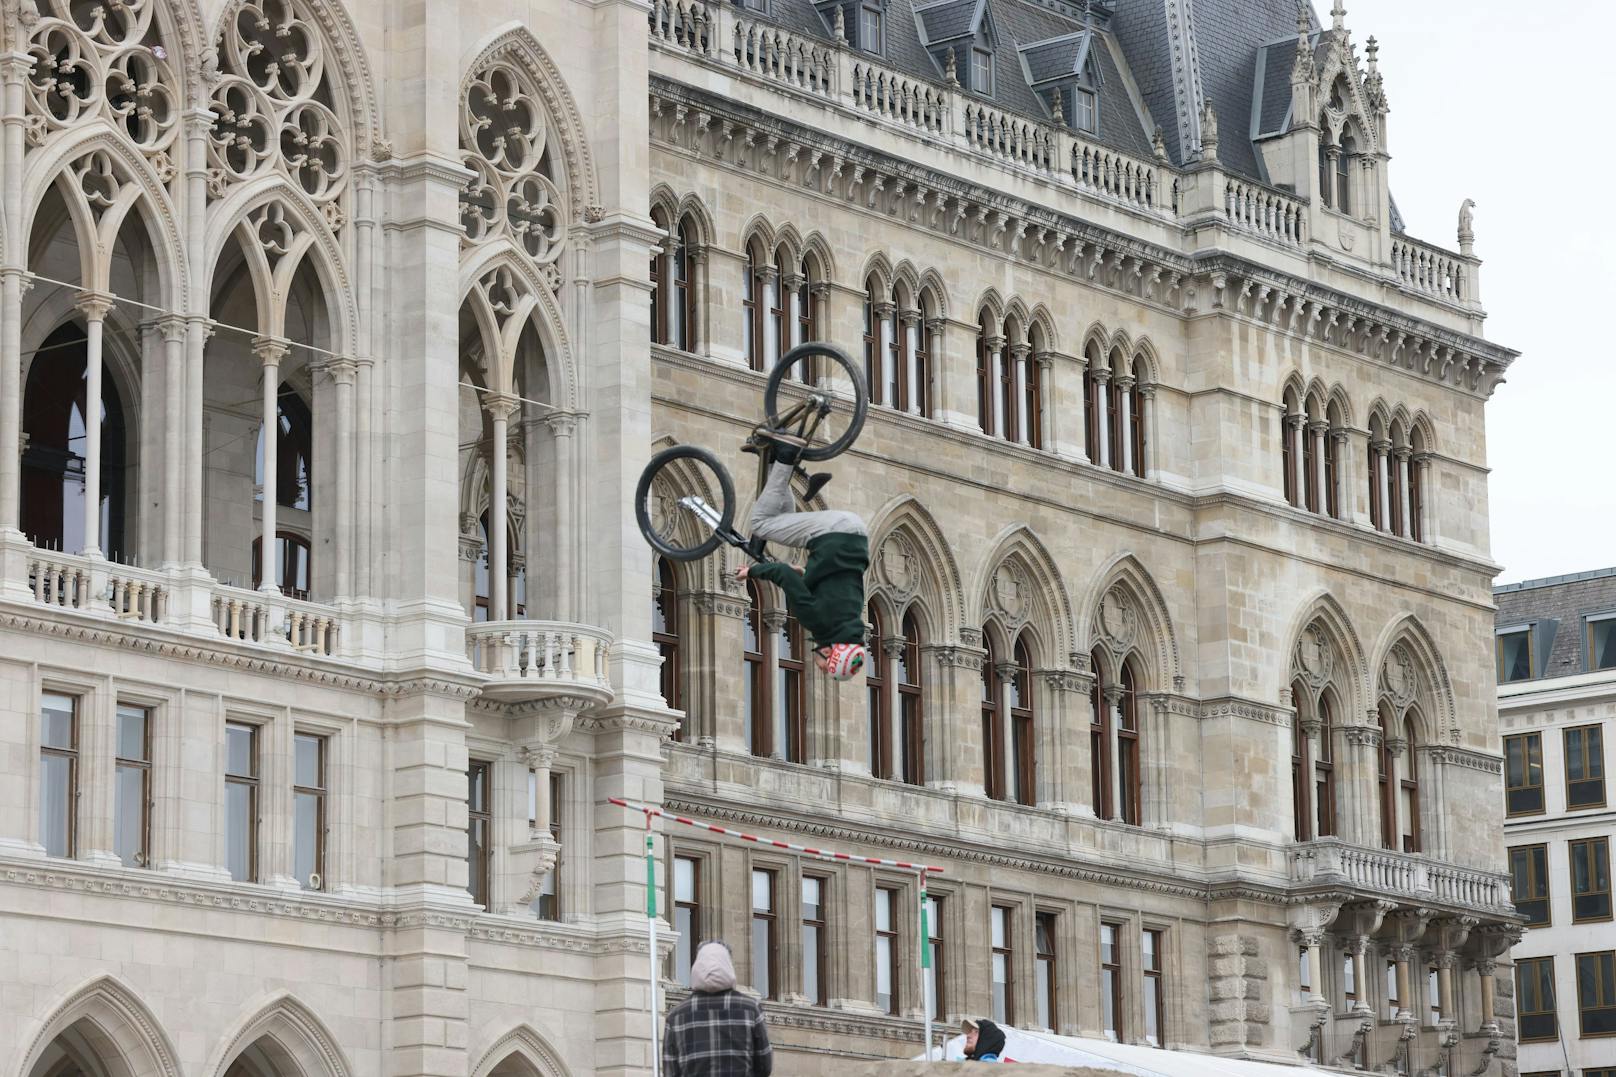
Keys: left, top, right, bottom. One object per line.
{"left": 735, "top": 434, "right": 869, "bottom": 682}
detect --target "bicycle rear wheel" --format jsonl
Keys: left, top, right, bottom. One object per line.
{"left": 636, "top": 445, "right": 737, "bottom": 562}
{"left": 764, "top": 342, "right": 868, "bottom": 462}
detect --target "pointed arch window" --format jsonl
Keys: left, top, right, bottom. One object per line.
{"left": 649, "top": 216, "right": 695, "bottom": 352}
{"left": 1291, "top": 696, "right": 1311, "bottom": 841}
{"left": 981, "top": 634, "right": 1003, "bottom": 799}
{"left": 1091, "top": 648, "right": 1113, "bottom": 820}
{"left": 1377, "top": 703, "right": 1396, "bottom": 849}
{"left": 1401, "top": 717, "right": 1421, "bottom": 852}
{"left": 1118, "top": 661, "right": 1141, "bottom": 825}
{"left": 899, "top": 611, "right": 925, "bottom": 785}
{"left": 770, "top": 247, "right": 791, "bottom": 365}
{"left": 865, "top": 278, "right": 886, "bottom": 405}
{"left": 887, "top": 292, "right": 906, "bottom": 408}
{"left": 913, "top": 294, "right": 934, "bottom": 418}
{"left": 1336, "top": 132, "right": 1355, "bottom": 216}
{"left": 649, "top": 207, "right": 667, "bottom": 345}
{"left": 1128, "top": 358, "right": 1146, "bottom": 477}
{"left": 998, "top": 327, "right": 1020, "bottom": 445}
{"left": 1105, "top": 353, "right": 1124, "bottom": 471}
{"left": 1008, "top": 636, "right": 1035, "bottom": 805}
{"left": 975, "top": 316, "right": 994, "bottom": 435}
{"left": 1083, "top": 347, "right": 1102, "bottom": 463}
{"left": 775, "top": 607, "right": 807, "bottom": 763}
{"left": 744, "top": 580, "right": 766, "bottom": 753}
{"left": 653, "top": 557, "right": 683, "bottom": 735}
{"left": 1313, "top": 695, "right": 1336, "bottom": 838}
{"left": 744, "top": 242, "right": 765, "bottom": 372}
{"left": 868, "top": 602, "right": 892, "bottom": 778}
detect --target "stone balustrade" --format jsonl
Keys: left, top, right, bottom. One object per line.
{"left": 963, "top": 101, "right": 1057, "bottom": 172}
{"left": 1292, "top": 837, "right": 1511, "bottom": 912}
{"left": 25, "top": 551, "right": 167, "bottom": 625}
{"left": 849, "top": 59, "right": 947, "bottom": 134}
{"left": 1390, "top": 236, "right": 1468, "bottom": 304}
{"left": 730, "top": 14, "right": 836, "bottom": 98}
{"left": 466, "top": 620, "right": 615, "bottom": 704}
{"left": 210, "top": 583, "right": 342, "bottom": 657}
{"left": 1225, "top": 177, "right": 1307, "bottom": 248}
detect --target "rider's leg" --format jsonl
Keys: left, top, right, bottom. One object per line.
{"left": 749, "top": 463, "right": 865, "bottom": 548}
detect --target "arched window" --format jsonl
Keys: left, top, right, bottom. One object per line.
{"left": 975, "top": 313, "right": 994, "bottom": 435}
{"left": 1106, "top": 349, "right": 1124, "bottom": 472}
{"left": 981, "top": 633, "right": 1003, "bottom": 798}
{"left": 1009, "top": 635, "right": 1035, "bottom": 805}
{"left": 255, "top": 386, "right": 312, "bottom": 511}
{"left": 1377, "top": 704, "right": 1396, "bottom": 849}
{"left": 1118, "top": 660, "right": 1141, "bottom": 825}
{"left": 999, "top": 321, "right": 1020, "bottom": 445}
{"left": 1388, "top": 421, "right": 1407, "bottom": 537}
{"left": 770, "top": 246, "right": 791, "bottom": 365}
{"left": 1409, "top": 427, "right": 1427, "bottom": 543}
{"left": 898, "top": 611, "right": 924, "bottom": 785}
{"left": 1290, "top": 689, "right": 1311, "bottom": 840}
{"left": 867, "top": 602, "right": 891, "bottom": 778}
{"left": 865, "top": 277, "right": 885, "bottom": 405}
{"left": 1313, "top": 695, "right": 1336, "bottom": 838}
{"left": 1128, "top": 356, "right": 1146, "bottom": 476}
{"left": 888, "top": 285, "right": 907, "bottom": 409}
{"left": 1317, "top": 140, "right": 1332, "bottom": 209}
{"left": 1301, "top": 400, "right": 1319, "bottom": 514}
{"left": 1336, "top": 132, "right": 1355, "bottom": 216}
{"left": 797, "top": 256, "right": 816, "bottom": 345}
{"left": 670, "top": 219, "right": 695, "bottom": 350}
{"left": 1367, "top": 414, "right": 1387, "bottom": 531}
{"left": 21, "top": 323, "right": 128, "bottom": 560}
{"left": 1083, "top": 345, "right": 1102, "bottom": 464}
{"left": 653, "top": 557, "right": 682, "bottom": 735}
{"left": 913, "top": 292, "right": 935, "bottom": 418}
{"left": 1091, "top": 648, "right": 1113, "bottom": 820}
{"left": 775, "top": 606, "right": 806, "bottom": 763}
{"left": 744, "top": 580, "right": 765, "bottom": 753}
{"left": 1281, "top": 387, "right": 1301, "bottom": 507}
{"left": 1324, "top": 400, "right": 1344, "bottom": 518}
{"left": 743, "top": 241, "right": 765, "bottom": 371}
{"left": 649, "top": 207, "right": 667, "bottom": 345}
{"left": 252, "top": 531, "right": 312, "bottom": 601}
{"left": 1401, "top": 718, "right": 1421, "bottom": 852}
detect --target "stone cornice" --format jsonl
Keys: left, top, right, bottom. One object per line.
{"left": 1418, "top": 745, "right": 1502, "bottom": 774}
{"left": 1199, "top": 696, "right": 1291, "bottom": 727}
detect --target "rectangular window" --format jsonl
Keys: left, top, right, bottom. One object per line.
{"left": 1035, "top": 912, "right": 1057, "bottom": 1031}
{"left": 1590, "top": 617, "right": 1616, "bottom": 672}
{"left": 1427, "top": 966, "right": 1441, "bottom": 1025}
{"left": 529, "top": 771, "right": 564, "bottom": 921}
{"left": 1342, "top": 952, "right": 1357, "bottom": 1009}
{"left": 1101, "top": 922, "right": 1122, "bottom": 1041}
{"left": 673, "top": 855, "right": 700, "bottom": 986}
{"left": 1506, "top": 732, "right": 1545, "bottom": 816}
{"left": 1297, "top": 948, "right": 1312, "bottom": 1005}
{"left": 114, "top": 703, "right": 151, "bottom": 868}
{"left": 925, "top": 894, "right": 945, "bottom": 1019}
{"left": 225, "top": 722, "right": 259, "bottom": 882}
{"left": 1072, "top": 87, "right": 1097, "bottom": 133}
{"left": 751, "top": 868, "right": 778, "bottom": 999}
{"left": 1566, "top": 724, "right": 1607, "bottom": 809}
{"left": 292, "top": 732, "right": 326, "bottom": 889}
{"left": 1511, "top": 844, "right": 1550, "bottom": 925}
{"left": 1572, "top": 837, "right": 1613, "bottom": 922}
{"left": 803, "top": 875, "right": 827, "bottom": 1006}
{"left": 875, "top": 886, "right": 898, "bottom": 1014}
{"left": 1516, "top": 957, "right": 1557, "bottom": 1041}
{"left": 858, "top": 4, "right": 882, "bottom": 55}
{"left": 1587, "top": 1070, "right": 1616, "bottom": 1077}
{"left": 1577, "top": 950, "right": 1616, "bottom": 1036}
{"left": 991, "top": 905, "right": 1013, "bottom": 1024}
{"left": 1384, "top": 960, "right": 1399, "bottom": 1022}
{"left": 971, "top": 48, "right": 993, "bottom": 94}
{"left": 40, "top": 693, "right": 78, "bottom": 858}
{"left": 467, "top": 761, "right": 491, "bottom": 907}
{"left": 1143, "top": 928, "right": 1164, "bottom": 1047}
{"left": 1497, "top": 628, "right": 1533, "bottom": 682}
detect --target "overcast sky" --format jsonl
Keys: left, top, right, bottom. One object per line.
{"left": 1331, "top": 0, "right": 1613, "bottom": 585}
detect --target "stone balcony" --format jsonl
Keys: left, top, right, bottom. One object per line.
{"left": 1291, "top": 837, "right": 1514, "bottom": 918}
{"left": 465, "top": 620, "right": 614, "bottom": 706}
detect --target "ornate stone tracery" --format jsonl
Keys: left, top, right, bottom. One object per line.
{"left": 459, "top": 56, "right": 566, "bottom": 268}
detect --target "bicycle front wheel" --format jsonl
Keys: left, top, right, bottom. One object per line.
{"left": 636, "top": 445, "right": 737, "bottom": 562}
{"left": 764, "top": 342, "right": 868, "bottom": 462}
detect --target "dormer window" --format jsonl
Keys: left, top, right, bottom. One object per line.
{"left": 971, "top": 48, "right": 993, "bottom": 93}
{"left": 1067, "top": 86, "right": 1097, "bottom": 133}
{"left": 859, "top": 3, "right": 884, "bottom": 53}
{"left": 1023, "top": 32, "right": 1101, "bottom": 132}
{"left": 917, "top": 0, "right": 995, "bottom": 94}
{"left": 822, "top": 0, "right": 886, "bottom": 55}
{"left": 736, "top": 0, "right": 768, "bottom": 12}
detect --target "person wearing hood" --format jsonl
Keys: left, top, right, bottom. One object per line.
{"left": 961, "top": 1017, "right": 1006, "bottom": 1062}
{"left": 663, "top": 940, "right": 772, "bottom": 1076}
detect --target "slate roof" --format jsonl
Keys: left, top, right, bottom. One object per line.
{"left": 1495, "top": 568, "right": 1616, "bottom": 681}
{"left": 915, "top": 0, "right": 982, "bottom": 42}
{"left": 1021, "top": 31, "right": 1092, "bottom": 84}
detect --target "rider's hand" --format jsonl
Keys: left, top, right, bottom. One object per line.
{"left": 734, "top": 564, "right": 750, "bottom": 581}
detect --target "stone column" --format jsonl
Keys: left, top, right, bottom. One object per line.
{"left": 1034, "top": 352, "right": 1056, "bottom": 451}
{"left": 1115, "top": 373, "right": 1135, "bottom": 473}
{"left": 1094, "top": 369, "right": 1112, "bottom": 468}
{"left": 1392, "top": 944, "right": 1415, "bottom": 1022}
{"left": 159, "top": 317, "right": 187, "bottom": 567}
{"left": 926, "top": 642, "right": 985, "bottom": 794}
{"left": 0, "top": 55, "right": 30, "bottom": 540}
{"left": 874, "top": 301, "right": 897, "bottom": 404}
{"left": 486, "top": 394, "right": 518, "bottom": 622}
{"left": 76, "top": 293, "right": 115, "bottom": 557}
{"left": 253, "top": 338, "right": 290, "bottom": 591}
{"left": 354, "top": 358, "right": 375, "bottom": 598}
{"left": 325, "top": 359, "right": 357, "bottom": 601}
{"left": 901, "top": 310, "right": 922, "bottom": 414}
{"left": 1473, "top": 959, "right": 1497, "bottom": 1029}
{"left": 1373, "top": 439, "right": 1392, "bottom": 531}
{"left": 692, "top": 589, "right": 748, "bottom": 750}
{"left": 1138, "top": 385, "right": 1157, "bottom": 478}
{"left": 882, "top": 636, "right": 908, "bottom": 775}
{"left": 760, "top": 264, "right": 780, "bottom": 368}
{"left": 1037, "top": 670, "right": 1089, "bottom": 811}
{"left": 761, "top": 608, "right": 789, "bottom": 759}
{"left": 1309, "top": 420, "right": 1329, "bottom": 515}
{"left": 1010, "top": 342, "right": 1031, "bottom": 444}
{"left": 1384, "top": 733, "right": 1407, "bottom": 849}
{"left": 1349, "top": 935, "right": 1372, "bottom": 1016}
{"left": 1395, "top": 447, "right": 1412, "bottom": 538}
{"left": 693, "top": 245, "right": 712, "bottom": 355}
{"left": 984, "top": 335, "right": 1005, "bottom": 436}
{"left": 783, "top": 272, "right": 806, "bottom": 349}
{"left": 1436, "top": 952, "right": 1456, "bottom": 1026}
{"left": 1411, "top": 451, "right": 1431, "bottom": 542}
{"left": 1103, "top": 685, "right": 1125, "bottom": 821}
{"left": 1339, "top": 723, "right": 1380, "bottom": 848}
{"left": 810, "top": 280, "right": 832, "bottom": 348}
{"left": 1301, "top": 932, "right": 1326, "bottom": 1005}
{"left": 1330, "top": 429, "right": 1351, "bottom": 520}
{"left": 183, "top": 318, "right": 212, "bottom": 567}
{"left": 923, "top": 316, "right": 946, "bottom": 418}
{"left": 995, "top": 660, "right": 1019, "bottom": 799}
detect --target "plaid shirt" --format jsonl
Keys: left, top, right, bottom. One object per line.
{"left": 663, "top": 989, "right": 772, "bottom": 1077}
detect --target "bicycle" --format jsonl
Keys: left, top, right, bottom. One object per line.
{"left": 636, "top": 342, "right": 869, "bottom": 563}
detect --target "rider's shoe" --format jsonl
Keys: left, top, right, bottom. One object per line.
{"left": 755, "top": 429, "right": 807, "bottom": 467}
{"left": 800, "top": 471, "right": 832, "bottom": 503}
{"left": 745, "top": 535, "right": 768, "bottom": 561}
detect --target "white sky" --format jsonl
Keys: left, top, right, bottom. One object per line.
{"left": 1327, "top": 0, "right": 1613, "bottom": 585}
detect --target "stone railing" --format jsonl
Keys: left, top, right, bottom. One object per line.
{"left": 648, "top": 0, "right": 715, "bottom": 56}
{"left": 849, "top": 59, "right": 947, "bottom": 134}
{"left": 1224, "top": 177, "right": 1306, "bottom": 248}
{"left": 25, "top": 551, "right": 168, "bottom": 625}
{"left": 1389, "top": 237, "right": 1467, "bottom": 304}
{"left": 730, "top": 14, "right": 836, "bottom": 98}
{"left": 962, "top": 101, "right": 1057, "bottom": 171}
{"left": 1071, "top": 137, "right": 1169, "bottom": 213}
{"left": 211, "top": 583, "right": 341, "bottom": 656}
{"left": 1292, "top": 838, "right": 1511, "bottom": 911}
{"left": 467, "top": 620, "right": 615, "bottom": 704}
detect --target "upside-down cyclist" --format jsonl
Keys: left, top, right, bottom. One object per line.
{"left": 734, "top": 434, "right": 869, "bottom": 682}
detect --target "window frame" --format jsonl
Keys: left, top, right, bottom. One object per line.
{"left": 673, "top": 220, "right": 695, "bottom": 352}
{"left": 114, "top": 701, "right": 153, "bottom": 869}
{"left": 1117, "top": 661, "right": 1141, "bottom": 826}
{"left": 653, "top": 556, "right": 682, "bottom": 732}
{"left": 990, "top": 903, "right": 1015, "bottom": 1025}
{"left": 1509, "top": 843, "right": 1551, "bottom": 926}
{"left": 802, "top": 873, "right": 830, "bottom": 1007}
{"left": 898, "top": 612, "right": 924, "bottom": 785}
{"left": 1142, "top": 927, "right": 1165, "bottom": 1047}
{"left": 744, "top": 581, "right": 767, "bottom": 756}
{"left": 751, "top": 866, "right": 780, "bottom": 1000}
{"left": 867, "top": 602, "right": 891, "bottom": 779}
{"left": 971, "top": 47, "right": 993, "bottom": 95}
{"left": 1515, "top": 956, "right": 1558, "bottom": 1042}
{"left": 1505, "top": 731, "right": 1546, "bottom": 816}
{"left": 1010, "top": 636, "right": 1035, "bottom": 806}
{"left": 1577, "top": 950, "right": 1616, "bottom": 1038}
{"left": 1589, "top": 612, "right": 1616, "bottom": 673}
{"left": 671, "top": 852, "right": 703, "bottom": 985}
{"left": 466, "top": 759, "right": 492, "bottom": 908}
{"left": 1400, "top": 718, "right": 1420, "bottom": 853}
{"left": 743, "top": 243, "right": 765, "bottom": 372}
{"left": 775, "top": 606, "right": 807, "bottom": 764}
{"left": 39, "top": 692, "right": 80, "bottom": 860}
{"left": 224, "top": 720, "right": 260, "bottom": 883}
{"left": 1100, "top": 920, "right": 1124, "bottom": 1041}
{"left": 1092, "top": 649, "right": 1114, "bottom": 821}
{"left": 251, "top": 529, "right": 313, "bottom": 601}
{"left": 1571, "top": 836, "right": 1613, "bottom": 924}
{"left": 1496, "top": 626, "right": 1534, "bottom": 684}
{"left": 292, "top": 730, "right": 327, "bottom": 890}
{"left": 1083, "top": 353, "right": 1101, "bottom": 463}
{"left": 1313, "top": 695, "right": 1337, "bottom": 838}
{"left": 1565, "top": 723, "right": 1607, "bottom": 810}
{"left": 926, "top": 891, "right": 947, "bottom": 1020}
{"left": 534, "top": 771, "right": 563, "bottom": 920}
{"left": 982, "top": 635, "right": 1005, "bottom": 800}
{"left": 875, "top": 884, "right": 900, "bottom": 1015}
{"left": 1034, "top": 910, "right": 1057, "bottom": 1032}
{"left": 975, "top": 322, "right": 993, "bottom": 435}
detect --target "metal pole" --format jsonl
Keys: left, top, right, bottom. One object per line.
{"left": 645, "top": 811, "right": 661, "bottom": 1077}
{"left": 920, "top": 869, "right": 933, "bottom": 1059}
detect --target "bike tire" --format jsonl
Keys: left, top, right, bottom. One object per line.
{"left": 635, "top": 444, "right": 737, "bottom": 562}
{"left": 764, "top": 342, "right": 869, "bottom": 462}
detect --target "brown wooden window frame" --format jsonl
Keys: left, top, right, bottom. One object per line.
{"left": 982, "top": 634, "right": 1005, "bottom": 801}
{"left": 1142, "top": 927, "right": 1165, "bottom": 1047}
{"left": 1590, "top": 615, "right": 1616, "bottom": 673}
{"left": 1117, "top": 660, "right": 1141, "bottom": 826}
{"left": 912, "top": 308, "right": 932, "bottom": 418}
{"left": 1571, "top": 836, "right": 1613, "bottom": 924}
{"left": 653, "top": 556, "right": 682, "bottom": 735}
{"left": 751, "top": 866, "right": 779, "bottom": 1000}
{"left": 1565, "top": 723, "right": 1607, "bottom": 810}
{"left": 649, "top": 208, "right": 666, "bottom": 346}
{"left": 1505, "top": 731, "right": 1545, "bottom": 816}
{"left": 864, "top": 282, "right": 883, "bottom": 406}
{"left": 40, "top": 692, "right": 79, "bottom": 860}
{"left": 1027, "top": 349, "right": 1044, "bottom": 450}
{"left": 1377, "top": 705, "right": 1396, "bottom": 849}
{"left": 1497, "top": 628, "right": 1535, "bottom": 684}
{"left": 867, "top": 601, "right": 891, "bottom": 779}
{"left": 114, "top": 701, "right": 152, "bottom": 869}
{"left": 976, "top": 320, "right": 993, "bottom": 435}
{"left": 1366, "top": 440, "right": 1382, "bottom": 529}
{"left": 875, "top": 884, "right": 899, "bottom": 1015}
{"left": 991, "top": 903, "right": 1015, "bottom": 1025}
{"left": 743, "top": 243, "right": 764, "bottom": 372}
{"left": 1009, "top": 636, "right": 1036, "bottom": 806}
{"left": 1092, "top": 649, "right": 1114, "bottom": 821}
{"left": 1400, "top": 717, "right": 1421, "bottom": 853}
{"left": 671, "top": 852, "right": 702, "bottom": 985}
{"left": 998, "top": 337, "right": 1019, "bottom": 445}
{"left": 744, "top": 580, "right": 767, "bottom": 757}
{"left": 1101, "top": 920, "right": 1124, "bottom": 1041}
{"left": 1510, "top": 843, "right": 1550, "bottom": 926}
{"left": 1034, "top": 910, "right": 1058, "bottom": 1032}
{"left": 802, "top": 873, "right": 829, "bottom": 1007}
{"left": 1577, "top": 950, "right": 1616, "bottom": 1037}
{"left": 1083, "top": 353, "right": 1101, "bottom": 463}
{"left": 1127, "top": 364, "right": 1144, "bottom": 476}
{"left": 1283, "top": 413, "right": 1298, "bottom": 506}
{"left": 1515, "top": 956, "right": 1557, "bottom": 1042}
{"left": 1313, "top": 695, "right": 1337, "bottom": 838}
{"left": 775, "top": 606, "right": 807, "bottom": 764}
{"left": 224, "top": 721, "right": 259, "bottom": 883}
{"left": 898, "top": 611, "right": 924, "bottom": 786}
{"left": 1291, "top": 699, "right": 1311, "bottom": 842}
{"left": 1106, "top": 360, "right": 1123, "bottom": 473}
{"left": 292, "top": 730, "right": 327, "bottom": 891}
{"left": 769, "top": 249, "right": 790, "bottom": 364}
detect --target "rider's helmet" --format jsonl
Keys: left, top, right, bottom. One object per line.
{"left": 822, "top": 642, "right": 867, "bottom": 681}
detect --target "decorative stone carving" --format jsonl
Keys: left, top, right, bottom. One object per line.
{"left": 1382, "top": 644, "right": 1417, "bottom": 709}
{"left": 1098, "top": 585, "right": 1137, "bottom": 654}
{"left": 460, "top": 56, "right": 566, "bottom": 264}
{"left": 990, "top": 562, "right": 1029, "bottom": 626}
{"left": 877, "top": 532, "right": 917, "bottom": 602}
{"left": 1292, "top": 624, "right": 1333, "bottom": 689}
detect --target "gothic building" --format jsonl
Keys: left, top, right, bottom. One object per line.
{"left": 0, "top": 1, "right": 1521, "bottom": 1076}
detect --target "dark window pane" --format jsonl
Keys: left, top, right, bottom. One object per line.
{"left": 674, "top": 906, "right": 694, "bottom": 986}
{"left": 1499, "top": 631, "right": 1532, "bottom": 681}
{"left": 1593, "top": 620, "right": 1616, "bottom": 671}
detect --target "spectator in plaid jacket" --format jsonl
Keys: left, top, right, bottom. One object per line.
{"left": 664, "top": 940, "right": 772, "bottom": 1077}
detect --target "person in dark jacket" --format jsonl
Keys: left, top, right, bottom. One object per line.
{"left": 735, "top": 439, "right": 869, "bottom": 681}
{"left": 961, "top": 1017, "right": 1006, "bottom": 1061}
{"left": 664, "top": 940, "right": 772, "bottom": 1077}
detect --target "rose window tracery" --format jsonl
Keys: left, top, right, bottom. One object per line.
{"left": 209, "top": 0, "right": 348, "bottom": 205}
{"left": 459, "top": 58, "right": 567, "bottom": 268}
{"left": 24, "top": 0, "right": 180, "bottom": 156}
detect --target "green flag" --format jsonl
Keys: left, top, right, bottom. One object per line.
{"left": 646, "top": 832, "right": 657, "bottom": 918}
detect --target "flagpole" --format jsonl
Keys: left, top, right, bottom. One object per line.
{"left": 644, "top": 810, "right": 661, "bottom": 1077}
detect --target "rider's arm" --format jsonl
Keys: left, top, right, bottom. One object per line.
{"left": 748, "top": 561, "right": 812, "bottom": 609}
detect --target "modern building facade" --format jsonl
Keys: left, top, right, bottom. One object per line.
{"left": 1497, "top": 569, "right": 1616, "bottom": 1077}
{"left": 0, "top": 1, "right": 1523, "bottom": 1077}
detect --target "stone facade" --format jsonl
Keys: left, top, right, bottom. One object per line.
{"left": 0, "top": 2, "right": 1519, "bottom": 1077}
{"left": 1496, "top": 569, "right": 1616, "bottom": 1076}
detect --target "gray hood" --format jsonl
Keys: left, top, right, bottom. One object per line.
{"left": 690, "top": 941, "right": 737, "bottom": 993}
